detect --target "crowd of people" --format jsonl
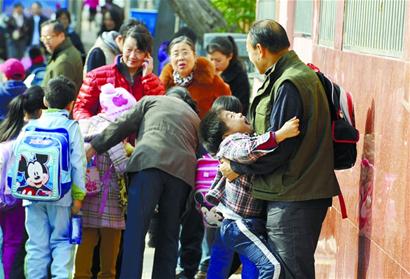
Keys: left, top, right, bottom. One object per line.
{"left": 0, "top": 2, "right": 341, "bottom": 279}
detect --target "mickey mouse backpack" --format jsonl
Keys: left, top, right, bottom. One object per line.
{"left": 7, "top": 124, "right": 74, "bottom": 201}
{"left": 193, "top": 154, "right": 223, "bottom": 227}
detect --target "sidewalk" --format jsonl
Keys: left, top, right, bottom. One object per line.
{"left": 79, "top": 7, "right": 99, "bottom": 54}
{"left": 142, "top": 238, "right": 241, "bottom": 278}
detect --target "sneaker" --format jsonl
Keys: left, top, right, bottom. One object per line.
{"left": 195, "top": 271, "right": 207, "bottom": 279}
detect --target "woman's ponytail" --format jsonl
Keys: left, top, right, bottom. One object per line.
{"left": 226, "top": 35, "right": 238, "bottom": 61}
{"left": 0, "top": 86, "right": 45, "bottom": 143}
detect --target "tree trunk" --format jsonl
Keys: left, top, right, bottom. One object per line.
{"left": 168, "top": 0, "right": 228, "bottom": 42}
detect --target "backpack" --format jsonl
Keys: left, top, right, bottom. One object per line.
{"left": 193, "top": 154, "right": 223, "bottom": 228}
{"left": 24, "top": 66, "right": 46, "bottom": 87}
{"left": 85, "top": 154, "right": 115, "bottom": 214}
{"left": 85, "top": 155, "right": 102, "bottom": 196}
{"left": 7, "top": 126, "right": 72, "bottom": 201}
{"left": 31, "top": 66, "right": 46, "bottom": 86}
{"left": 0, "top": 141, "right": 18, "bottom": 211}
{"left": 307, "top": 63, "right": 360, "bottom": 170}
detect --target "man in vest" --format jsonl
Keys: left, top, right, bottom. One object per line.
{"left": 220, "top": 20, "right": 341, "bottom": 278}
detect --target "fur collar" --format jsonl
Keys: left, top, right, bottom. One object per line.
{"left": 192, "top": 57, "right": 216, "bottom": 85}
{"left": 161, "top": 57, "right": 216, "bottom": 86}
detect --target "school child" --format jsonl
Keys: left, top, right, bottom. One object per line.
{"left": 14, "top": 76, "right": 86, "bottom": 279}
{"left": 0, "top": 86, "right": 45, "bottom": 279}
{"left": 74, "top": 83, "right": 135, "bottom": 278}
{"left": 199, "top": 109, "right": 300, "bottom": 279}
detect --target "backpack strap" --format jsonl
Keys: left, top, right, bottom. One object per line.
{"left": 338, "top": 193, "right": 348, "bottom": 219}
{"left": 98, "top": 164, "right": 114, "bottom": 215}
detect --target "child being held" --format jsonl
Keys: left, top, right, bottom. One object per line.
{"left": 75, "top": 83, "right": 135, "bottom": 278}
{"left": 199, "top": 109, "right": 299, "bottom": 279}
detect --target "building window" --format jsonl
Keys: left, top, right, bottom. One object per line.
{"left": 343, "top": 0, "right": 406, "bottom": 57}
{"left": 294, "top": 0, "right": 313, "bottom": 37}
{"left": 319, "top": 0, "right": 337, "bottom": 47}
{"left": 256, "top": 0, "right": 276, "bottom": 20}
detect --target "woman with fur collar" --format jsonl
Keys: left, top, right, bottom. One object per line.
{"left": 160, "top": 36, "right": 231, "bottom": 119}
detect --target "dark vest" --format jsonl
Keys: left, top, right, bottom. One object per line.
{"left": 250, "top": 51, "right": 340, "bottom": 201}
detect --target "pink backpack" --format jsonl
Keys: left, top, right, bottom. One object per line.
{"left": 194, "top": 154, "right": 222, "bottom": 227}
{"left": 85, "top": 155, "right": 102, "bottom": 196}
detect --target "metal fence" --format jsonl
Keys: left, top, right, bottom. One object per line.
{"left": 343, "top": 0, "right": 406, "bottom": 57}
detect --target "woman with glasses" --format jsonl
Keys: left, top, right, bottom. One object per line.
{"left": 72, "top": 25, "right": 164, "bottom": 279}
{"left": 160, "top": 36, "right": 231, "bottom": 119}
{"left": 73, "top": 25, "right": 164, "bottom": 119}
{"left": 160, "top": 35, "right": 231, "bottom": 279}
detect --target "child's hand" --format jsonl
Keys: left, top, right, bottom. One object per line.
{"left": 124, "top": 142, "right": 134, "bottom": 157}
{"left": 85, "top": 143, "right": 97, "bottom": 162}
{"left": 71, "top": 200, "right": 82, "bottom": 215}
{"left": 219, "top": 158, "right": 239, "bottom": 182}
{"left": 275, "top": 117, "right": 300, "bottom": 143}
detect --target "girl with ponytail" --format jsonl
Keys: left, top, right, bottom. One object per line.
{"left": 0, "top": 86, "right": 45, "bottom": 142}
{"left": 0, "top": 86, "right": 45, "bottom": 279}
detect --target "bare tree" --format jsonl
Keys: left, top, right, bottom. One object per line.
{"left": 168, "top": 0, "right": 228, "bottom": 41}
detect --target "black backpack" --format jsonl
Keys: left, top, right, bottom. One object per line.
{"left": 308, "top": 63, "right": 360, "bottom": 170}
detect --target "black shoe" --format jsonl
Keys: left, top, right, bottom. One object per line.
{"left": 147, "top": 236, "right": 156, "bottom": 248}
{"left": 176, "top": 271, "right": 194, "bottom": 279}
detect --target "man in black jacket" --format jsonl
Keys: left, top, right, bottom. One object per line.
{"left": 5, "top": 2, "right": 29, "bottom": 59}
{"left": 27, "top": 1, "right": 48, "bottom": 47}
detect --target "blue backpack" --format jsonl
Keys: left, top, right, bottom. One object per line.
{"left": 0, "top": 141, "right": 18, "bottom": 210}
{"left": 29, "top": 66, "right": 46, "bottom": 86}
{"left": 8, "top": 126, "right": 72, "bottom": 201}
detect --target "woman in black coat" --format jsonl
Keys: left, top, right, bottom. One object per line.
{"left": 206, "top": 36, "right": 251, "bottom": 114}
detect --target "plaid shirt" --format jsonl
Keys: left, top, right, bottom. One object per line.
{"left": 206, "top": 131, "right": 277, "bottom": 218}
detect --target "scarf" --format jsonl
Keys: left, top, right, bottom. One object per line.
{"left": 102, "top": 31, "right": 121, "bottom": 55}
{"left": 173, "top": 70, "right": 194, "bottom": 87}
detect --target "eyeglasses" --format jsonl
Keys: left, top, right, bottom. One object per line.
{"left": 40, "top": 34, "right": 57, "bottom": 42}
{"left": 171, "top": 50, "right": 192, "bottom": 59}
